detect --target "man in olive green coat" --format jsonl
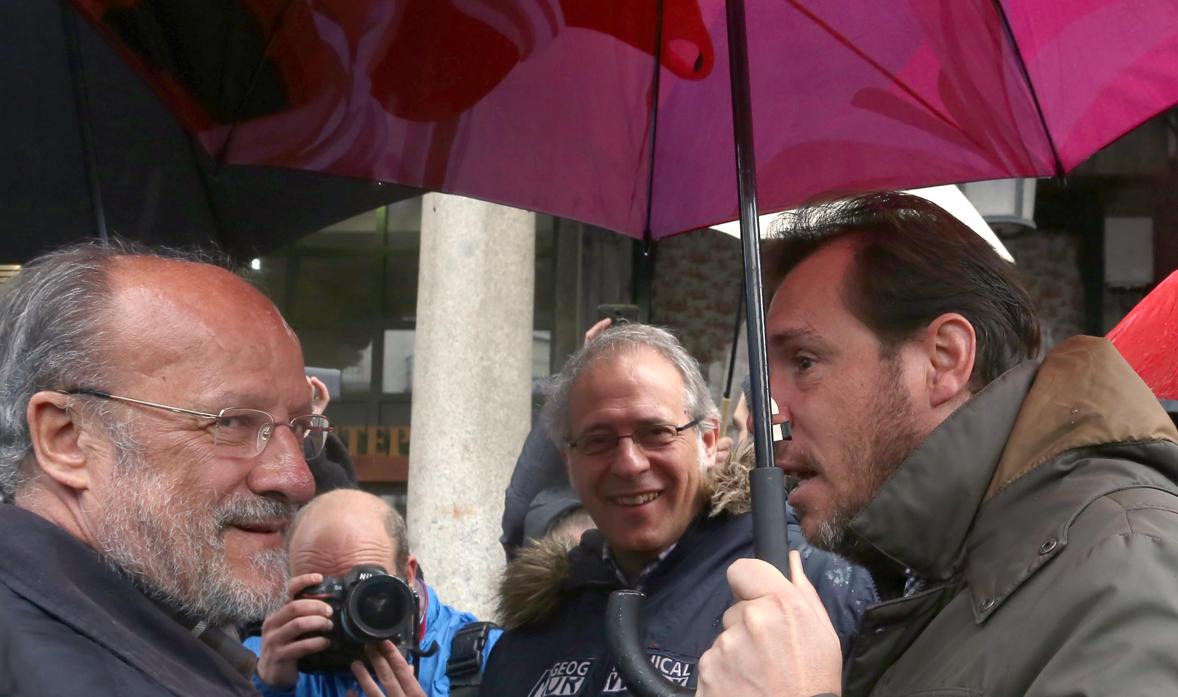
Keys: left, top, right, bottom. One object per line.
{"left": 695, "top": 192, "right": 1178, "bottom": 697}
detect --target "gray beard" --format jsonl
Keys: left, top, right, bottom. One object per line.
{"left": 93, "top": 441, "right": 293, "bottom": 626}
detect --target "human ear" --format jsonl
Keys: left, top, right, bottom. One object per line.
{"left": 924, "top": 313, "right": 976, "bottom": 408}
{"left": 26, "top": 391, "right": 97, "bottom": 492}
{"left": 307, "top": 376, "right": 330, "bottom": 414}
{"left": 700, "top": 418, "right": 719, "bottom": 463}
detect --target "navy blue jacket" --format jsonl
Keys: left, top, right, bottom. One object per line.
{"left": 481, "top": 505, "right": 875, "bottom": 696}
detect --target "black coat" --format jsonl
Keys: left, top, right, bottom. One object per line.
{"left": 0, "top": 505, "right": 258, "bottom": 697}
{"left": 308, "top": 431, "right": 359, "bottom": 494}
{"left": 500, "top": 422, "right": 573, "bottom": 560}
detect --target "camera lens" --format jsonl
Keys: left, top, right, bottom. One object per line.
{"left": 345, "top": 575, "right": 415, "bottom": 641}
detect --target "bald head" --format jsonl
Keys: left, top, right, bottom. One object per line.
{"left": 109, "top": 256, "right": 296, "bottom": 343}
{"left": 289, "top": 490, "right": 411, "bottom": 579}
{"left": 102, "top": 257, "right": 305, "bottom": 406}
{"left": 0, "top": 241, "right": 318, "bottom": 625}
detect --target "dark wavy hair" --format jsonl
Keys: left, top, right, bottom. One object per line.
{"left": 762, "top": 192, "right": 1041, "bottom": 390}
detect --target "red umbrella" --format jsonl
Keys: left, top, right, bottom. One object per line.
{"left": 69, "top": 0, "right": 1178, "bottom": 451}
{"left": 1108, "top": 270, "right": 1178, "bottom": 409}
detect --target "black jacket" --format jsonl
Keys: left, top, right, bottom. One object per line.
{"left": 482, "top": 504, "right": 875, "bottom": 697}
{"left": 500, "top": 422, "right": 571, "bottom": 560}
{"left": 0, "top": 505, "right": 259, "bottom": 697}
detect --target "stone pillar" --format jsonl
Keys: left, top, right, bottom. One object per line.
{"left": 408, "top": 193, "right": 535, "bottom": 618}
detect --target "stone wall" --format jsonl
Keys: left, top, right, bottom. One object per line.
{"left": 650, "top": 228, "right": 746, "bottom": 405}
{"left": 1004, "top": 230, "right": 1087, "bottom": 349}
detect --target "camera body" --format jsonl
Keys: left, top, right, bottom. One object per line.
{"left": 296, "top": 564, "right": 419, "bottom": 673}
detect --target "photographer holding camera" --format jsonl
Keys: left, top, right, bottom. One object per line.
{"left": 246, "top": 489, "right": 501, "bottom": 697}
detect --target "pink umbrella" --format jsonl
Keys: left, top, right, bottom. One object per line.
{"left": 79, "top": 0, "right": 1178, "bottom": 582}
{"left": 74, "top": 0, "right": 1178, "bottom": 239}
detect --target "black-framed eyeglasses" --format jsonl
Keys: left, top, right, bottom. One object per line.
{"left": 59, "top": 388, "right": 332, "bottom": 460}
{"left": 566, "top": 418, "right": 701, "bottom": 457}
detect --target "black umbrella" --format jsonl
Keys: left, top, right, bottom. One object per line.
{"left": 0, "top": 0, "right": 418, "bottom": 263}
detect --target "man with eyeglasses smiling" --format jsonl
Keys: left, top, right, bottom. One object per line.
{"left": 0, "top": 241, "right": 323, "bottom": 696}
{"left": 481, "top": 323, "right": 874, "bottom": 697}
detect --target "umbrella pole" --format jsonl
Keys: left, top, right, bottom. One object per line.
{"left": 725, "top": 0, "right": 791, "bottom": 578}
{"left": 604, "top": 4, "right": 789, "bottom": 695}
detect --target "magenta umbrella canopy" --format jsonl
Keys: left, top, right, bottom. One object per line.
{"left": 74, "top": 0, "right": 1178, "bottom": 240}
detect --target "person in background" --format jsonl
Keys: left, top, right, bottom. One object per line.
{"left": 308, "top": 376, "right": 332, "bottom": 416}
{"left": 248, "top": 489, "right": 500, "bottom": 697}
{"left": 501, "top": 318, "right": 737, "bottom": 560}
{"left": 482, "top": 323, "right": 875, "bottom": 696}
{"left": 303, "top": 375, "right": 358, "bottom": 494}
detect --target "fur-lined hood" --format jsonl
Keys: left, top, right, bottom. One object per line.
{"left": 497, "top": 440, "right": 762, "bottom": 629}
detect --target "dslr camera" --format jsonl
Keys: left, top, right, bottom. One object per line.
{"left": 296, "top": 564, "right": 420, "bottom": 673}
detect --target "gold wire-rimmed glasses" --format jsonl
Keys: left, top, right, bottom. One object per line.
{"left": 59, "top": 388, "right": 332, "bottom": 459}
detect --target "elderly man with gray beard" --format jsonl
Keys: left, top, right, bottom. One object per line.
{"left": 0, "top": 242, "right": 325, "bottom": 696}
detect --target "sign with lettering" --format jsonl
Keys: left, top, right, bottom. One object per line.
{"left": 527, "top": 658, "right": 594, "bottom": 697}
{"left": 335, "top": 425, "right": 412, "bottom": 482}
{"left": 336, "top": 425, "right": 411, "bottom": 457}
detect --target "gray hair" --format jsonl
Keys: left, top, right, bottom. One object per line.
{"left": 0, "top": 240, "right": 223, "bottom": 499}
{"left": 542, "top": 323, "right": 718, "bottom": 446}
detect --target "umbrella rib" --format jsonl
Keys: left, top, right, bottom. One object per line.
{"left": 61, "top": 0, "right": 109, "bottom": 244}
{"left": 641, "top": 0, "right": 666, "bottom": 243}
{"left": 212, "top": 0, "right": 298, "bottom": 172}
{"left": 184, "top": 135, "right": 232, "bottom": 253}
{"left": 990, "top": 0, "right": 1066, "bottom": 178}
{"left": 784, "top": 0, "right": 985, "bottom": 152}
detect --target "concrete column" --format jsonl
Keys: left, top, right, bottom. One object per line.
{"left": 408, "top": 193, "right": 535, "bottom": 619}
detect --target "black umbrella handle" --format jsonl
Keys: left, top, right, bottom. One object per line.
{"left": 606, "top": 591, "right": 694, "bottom": 697}
{"left": 605, "top": 468, "right": 789, "bottom": 696}
{"left": 750, "top": 466, "right": 790, "bottom": 572}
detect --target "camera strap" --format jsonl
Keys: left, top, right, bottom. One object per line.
{"left": 446, "top": 621, "right": 497, "bottom": 697}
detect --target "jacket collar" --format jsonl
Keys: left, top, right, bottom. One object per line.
{"left": 963, "top": 336, "right": 1178, "bottom": 620}
{"left": 846, "top": 356, "right": 1036, "bottom": 582}
{"left": 850, "top": 336, "right": 1178, "bottom": 606}
{"left": 0, "top": 505, "right": 257, "bottom": 696}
